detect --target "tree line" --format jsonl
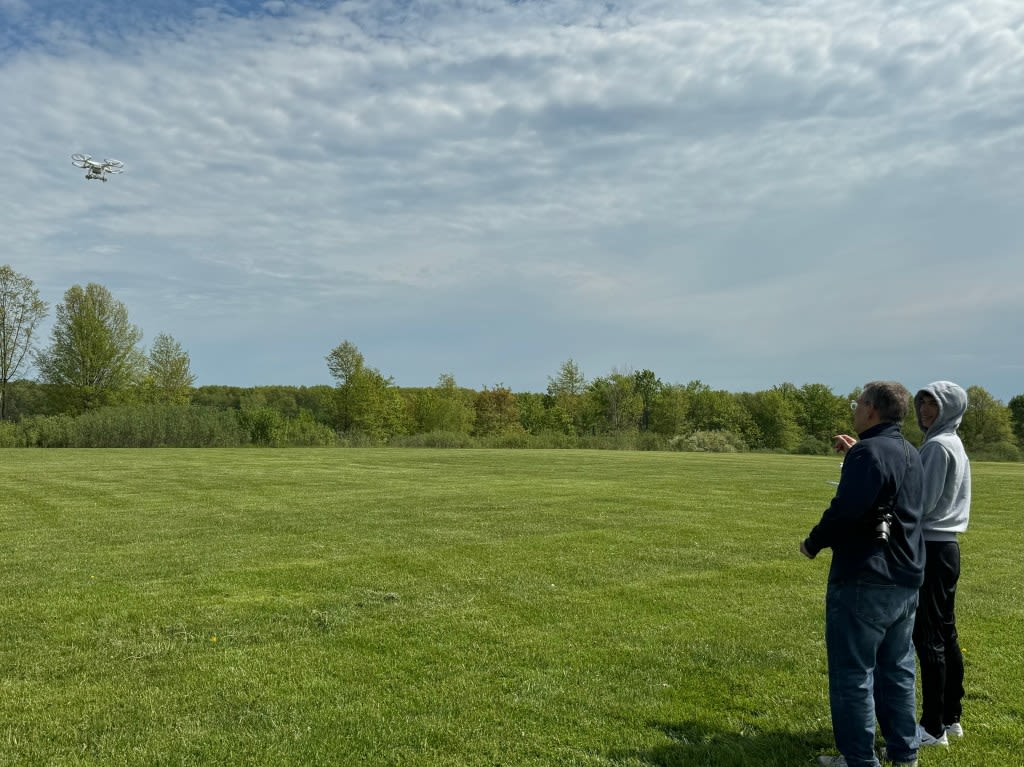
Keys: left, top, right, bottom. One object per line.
{"left": 2, "top": 265, "right": 1022, "bottom": 458}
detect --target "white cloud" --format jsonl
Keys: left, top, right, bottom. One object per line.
{"left": 2, "top": 0, "right": 1022, "bottom": 398}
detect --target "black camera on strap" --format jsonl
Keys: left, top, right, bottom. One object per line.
{"left": 873, "top": 501, "right": 896, "bottom": 544}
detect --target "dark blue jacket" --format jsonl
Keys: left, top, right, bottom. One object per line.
{"left": 804, "top": 422, "right": 925, "bottom": 588}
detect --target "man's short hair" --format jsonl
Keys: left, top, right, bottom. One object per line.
{"left": 862, "top": 381, "right": 911, "bottom": 423}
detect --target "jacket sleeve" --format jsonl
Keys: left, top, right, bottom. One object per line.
{"left": 804, "top": 444, "right": 884, "bottom": 556}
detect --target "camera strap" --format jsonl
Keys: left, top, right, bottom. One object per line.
{"left": 878, "top": 436, "right": 913, "bottom": 515}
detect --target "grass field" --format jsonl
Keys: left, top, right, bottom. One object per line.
{"left": 1, "top": 449, "right": 1021, "bottom": 766}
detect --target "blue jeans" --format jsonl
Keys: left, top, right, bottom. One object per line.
{"left": 825, "top": 577, "right": 920, "bottom": 767}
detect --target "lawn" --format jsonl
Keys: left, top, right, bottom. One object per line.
{"left": 1, "top": 449, "right": 1020, "bottom": 766}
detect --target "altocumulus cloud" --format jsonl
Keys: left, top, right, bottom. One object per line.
{"left": 1, "top": 0, "right": 1022, "bottom": 397}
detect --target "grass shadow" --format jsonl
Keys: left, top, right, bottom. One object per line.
{"left": 610, "top": 719, "right": 832, "bottom": 767}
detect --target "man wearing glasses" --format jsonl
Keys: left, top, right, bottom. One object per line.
{"left": 801, "top": 381, "right": 926, "bottom": 767}
{"left": 834, "top": 383, "right": 971, "bottom": 748}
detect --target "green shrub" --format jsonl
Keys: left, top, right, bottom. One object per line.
{"left": 969, "top": 441, "right": 1021, "bottom": 462}
{"left": 635, "top": 431, "right": 667, "bottom": 451}
{"left": 68, "top": 407, "right": 138, "bottom": 447}
{"left": 794, "top": 435, "right": 832, "bottom": 455}
{"left": 0, "top": 420, "right": 19, "bottom": 447}
{"left": 477, "top": 430, "right": 535, "bottom": 449}
{"left": 271, "top": 412, "right": 338, "bottom": 447}
{"left": 336, "top": 431, "right": 385, "bottom": 448}
{"left": 670, "top": 430, "right": 747, "bottom": 453}
{"left": 389, "top": 430, "right": 476, "bottom": 449}
{"left": 237, "top": 407, "right": 283, "bottom": 446}
{"left": 21, "top": 414, "right": 76, "bottom": 447}
{"left": 525, "top": 430, "right": 579, "bottom": 449}
{"left": 577, "top": 431, "right": 640, "bottom": 450}
{"left": 6, "top": 406, "right": 248, "bottom": 447}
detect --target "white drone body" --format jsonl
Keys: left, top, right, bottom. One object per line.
{"left": 72, "top": 153, "right": 124, "bottom": 182}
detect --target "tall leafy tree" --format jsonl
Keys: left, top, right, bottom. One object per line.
{"left": 685, "top": 380, "right": 749, "bottom": 435}
{"left": 739, "top": 389, "right": 802, "bottom": 451}
{"left": 414, "top": 373, "right": 474, "bottom": 434}
{"left": 325, "top": 340, "right": 408, "bottom": 439}
{"left": 632, "top": 369, "right": 661, "bottom": 431}
{"left": 546, "top": 358, "right": 587, "bottom": 435}
{"left": 960, "top": 386, "right": 1016, "bottom": 454}
{"left": 795, "top": 383, "right": 850, "bottom": 446}
{"left": 473, "top": 385, "right": 523, "bottom": 436}
{"left": 1008, "top": 394, "right": 1024, "bottom": 449}
{"left": 143, "top": 333, "right": 196, "bottom": 404}
{"left": 547, "top": 358, "right": 587, "bottom": 396}
{"left": 326, "top": 340, "right": 364, "bottom": 386}
{"left": 516, "top": 390, "right": 575, "bottom": 436}
{"left": 585, "top": 371, "right": 642, "bottom": 433}
{"left": 0, "top": 265, "right": 48, "bottom": 420}
{"left": 35, "top": 283, "right": 145, "bottom": 413}
{"left": 647, "top": 383, "right": 691, "bottom": 436}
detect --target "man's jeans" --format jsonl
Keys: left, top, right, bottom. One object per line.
{"left": 826, "top": 577, "right": 920, "bottom": 767}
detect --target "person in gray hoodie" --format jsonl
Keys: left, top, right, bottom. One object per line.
{"left": 912, "top": 381, "right": 971, "bottom": 747}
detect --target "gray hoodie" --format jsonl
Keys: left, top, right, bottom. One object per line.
{"left": 914, "top": 381, "right": 971, "bottom": 542}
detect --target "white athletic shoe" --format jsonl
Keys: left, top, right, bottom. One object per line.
{"left": 917, "top": 723, "right": 949, "bottom": 747}
{"left": 945, "top": 721, "right": 964, "bottom": 738}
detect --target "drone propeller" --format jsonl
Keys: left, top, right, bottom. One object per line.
{"left": 103, "top": 159, "right": 125, "bottom": 172}
{"left": 71, "top": 153, "right": 92, "bottom": 167}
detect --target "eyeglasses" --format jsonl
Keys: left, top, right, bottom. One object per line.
{"left": 850, "top": 400, "right": 859, "bottom": 411}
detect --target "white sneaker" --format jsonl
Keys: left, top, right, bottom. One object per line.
{"left": 917, "top": 723, "right": 949, "bottom": 747}
{"left": 945, "top": 721, "right": 964, "bottom": 738}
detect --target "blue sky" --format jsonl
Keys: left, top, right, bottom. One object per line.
{"left": 3, "top": 0, "right": 1022, "bottom": 401}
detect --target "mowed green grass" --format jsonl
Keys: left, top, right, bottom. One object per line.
{"left": 1, "top": 449, "right": 1020, "bottom": 766}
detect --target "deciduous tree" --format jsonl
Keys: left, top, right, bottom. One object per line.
{"left": 35, "top": 283, "right": 145, "bottom": 413}
{"left": 685, "top": 380, "right": 750, "bottom": 436}
{"left": 0, "top": 265, "right": 48, "bottom": 420}
{"left": 585, "top": 371, "right": 642, "bottom": 433}
{"left": 794, "top": 383, "right": 849, "bottom": 445}
{"left": 325, "top": 340, "right": 408, "bottom": 439}
{"left": 414, "top": 373, "right": 474, "bottom": 434}
{"left": 739, "top": 389, "right": 801, "bottom": 451}
{"left": 517, "top": 391, "right": 575, "bottom": 436}
{"left": 473, "top": 385, "right": 523, "bottom": 437}
{"left": 960, "top": 386, "right": 1016, "bottom": 457}
{"left": 647, "top": 383, "right": 691, "bottom": 436}
{"left": 633, "top": 369, "right": 661, "bottom": 431}
{"left": 546, "top": 359, "right": 587, "bottom": 435}
{"left": 143, "top": 333, "right": 195, "bottom": 405}
{"left": 547, "top": 358, "right": 586, "bottom": 397}
{"left": 1008, "top": 394, "right": 1024, "bottom": 450}
{"left": 326, "top": 340, "right": 364, "bottom": 386}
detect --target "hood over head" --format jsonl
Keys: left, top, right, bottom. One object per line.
{"left": 915, "top": 381, "right": 968, "bottom": 436}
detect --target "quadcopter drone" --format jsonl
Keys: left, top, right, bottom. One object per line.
{"left": 71, "top": 153, "right": 124, "bottom": 182}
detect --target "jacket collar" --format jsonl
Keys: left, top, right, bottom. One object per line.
{"left": 857, "top": 421, "right": 902, "bottom": 440}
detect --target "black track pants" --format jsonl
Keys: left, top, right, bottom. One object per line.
{"left": 912, "top": 540, "right": 965, "bottom": 736}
